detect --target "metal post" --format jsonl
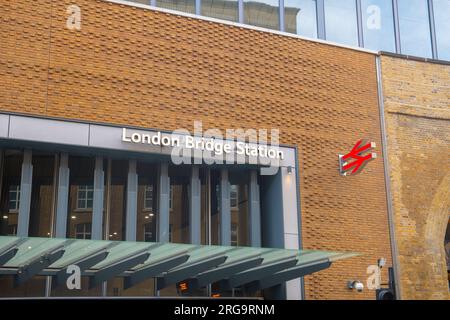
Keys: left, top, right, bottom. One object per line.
{"left": 46, "top": 153, "right": 59, "bottom": 297}
{"left": 428, "top": 0, "right": 438, "bottom": 59}
{"left": 190, "top": 166, "right": 201, "bottom": 245}
{"left": 55, "top": 153, "right": 70, "bottom": 238}
{"left": 316, "top": 0, "right": 326, "bottom": 40}
{"left": 279, "top": 0, "right": 285, "bottom": 32}
{"left": 356, "top": 0, "right": 364, "bottom": 47}
{"left": 92, "top": 157, "right": 104, "bottom": 240}
{"left": 376, "top": 56, "right": 402, "bottom": 299}
{"left": 126, "top": 160, "right": 138, "bottom": 241}
{"left": 158, "top": 163, "right": 170, "bottom": 243}
{"left": 392, "top": 0, "right": 401, "bottom": 54}
{"left": 17, "top": 149, "right": 32, "bottom": 237}
{"left": 49, "top": 154, "right": 59, "bottom": 238}
{"left": 195, "top": 0, "right": 201, "bottom": 15}
{"left": 248, "top": 170, "right": 261, "bottom": 247}
{"left": 219, "top": 169, "right": 231, "bottom": 246}
{"left": 238, "top": 0, "right": 244, "bottom": 24}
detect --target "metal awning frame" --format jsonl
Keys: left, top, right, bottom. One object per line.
{"left": 0, "top": 236, "right": 358, "bottom": 292}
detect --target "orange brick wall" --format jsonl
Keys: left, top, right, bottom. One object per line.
{"left": 0, "top": 0, "right": 392, "bottom": 299}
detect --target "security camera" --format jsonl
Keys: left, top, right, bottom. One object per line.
{"left": 348, "top": 280, "right": 364, "bottom": 292}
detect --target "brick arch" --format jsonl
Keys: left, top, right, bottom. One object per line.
{"left": 424, "top": 172, "right": 450, "bottom": 299}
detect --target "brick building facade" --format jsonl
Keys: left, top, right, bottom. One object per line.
{"left": 380, "top": 54, "right": 450, "bottom": 300}
{"left": 0, "top": 0, "right": 448, "bottom": 299}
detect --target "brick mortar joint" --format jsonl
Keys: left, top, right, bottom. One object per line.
{"left": 385, "top": 103, "right": 450, "bottom": 121}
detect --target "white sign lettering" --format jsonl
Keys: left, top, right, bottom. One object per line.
{"left": 121, "top": 128, "right": 285, "bottom": 161}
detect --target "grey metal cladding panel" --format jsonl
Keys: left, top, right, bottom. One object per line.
{"left": 280, "top": 147, "right": 296, "bottom": 167}
{"left": 9, "top": 116, "right": 89, "bottom": 146}
{"left": 89, "top": 125, "right": 163, "bottom": 154}
{"left": 0, "top": 114, "right": 9, "bottom": 138}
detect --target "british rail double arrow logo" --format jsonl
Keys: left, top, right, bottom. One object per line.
{"left": 339, "top": 139, "right": 377, "bottom": 176}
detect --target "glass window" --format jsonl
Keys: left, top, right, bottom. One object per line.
{"left": 284, "top": 0, "right": 318, "bottom": 38}
{"left": 8, "top": 185, "right": 20, "bottom": 212}
{"left": 230, "top": 171, "right": 249, "bottom": 247}
{"left": 169, "top": 185, "right": 173, "bottom": 211}
{"left": 0, "top": 150, "right": 22, "bottom": 236}
{"left": 230, "top": 184, "right": 238, "bottom": 209}
{"left": 202, "top": 0, "right": 239, "bottom": 22}
{"left": 156, "top": 0, "right": 196, "bottom": 14}
{"left": 29, "top": 154, "right": 56, "bottom": 237}
{"left": 144, "top": 223, "right": 154, "bottom": 242}
{"left": 143, "top": 186, "right": 153, "bottom": 210}
{"left": 168, "top": 166, "right": 190, "bottom": 244}
{"left": 160, "top": 165, "right": 209, "bottom": 298}
{"left": 231, "top": 222, "right": 238, "bottom": 246}
{"left": 433, "top": 0, "right": 450, "bottom": 61}
{"left": 244, "top": 0, "right": 280, "bottom": 30}
{"left": 210, "top": 170, "right": 221, "bottom": 246}
{"left": 398, "top": 0, "right": 432, "bottom": 58}
{"left": 106, "top": 160, "right": 128, "bottom": 241}
{"left": 76, "top": 185, "right": 94, "bottom": 210}
{"left": 75, "top": 222, "right": 92, "bottom": 239}
{"left": 137, "top": 162, "right": 158, "bottom": 242}
{"left": 67, "top": 156, "right": 95, "bottom": 239}
{"left": 324, "top": 0, "right": 358, "bottom": 46}
{"left": 200, "top": 169, "right": 208, "bottom": 245}
{"left": 361, "top": 0, "right": 395, "bottom": 51}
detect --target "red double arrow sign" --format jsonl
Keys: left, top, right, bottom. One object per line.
{"left": 339, "top": 139, "right": 377, "bottom": 176}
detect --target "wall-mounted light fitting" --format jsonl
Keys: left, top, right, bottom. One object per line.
{"left": 378, "top": 258, "right": 386, "bottom": 268}
{"left": 347, "top": 280, "right": 364, "bottom": 292}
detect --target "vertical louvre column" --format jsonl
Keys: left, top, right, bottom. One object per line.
{"left": 428, "top": 0, "right": 438, "bottom": 59}
{"left": 316, "top": 0, "right": 326, "bottom": 40}
{"left": 249, "top": 170, "right": 261, "bottom": 247}
{"left": 0, "top": 150, "right": 4, "bottom": 208}
{"left": 195, "top": 0, "right": 201, "bottom": 15}
{"left": 17, "top": 149, "right": 33, "bottom": 237}
{"left": 279, "top": 0, "right": 285, "bottom": 32}
{"left": 238, "top": 0, "right": 244, "bottom": 24}
{"left": 392, "top": 0, "right": 401, "bottom": 54}
{"left": 126, "top": 160, "right": 138, "bottom": 241}
{"left": 92, "top": 156, "right": 104, "bottom": 240}
{"left": 219, "top": 169, "right": 231, "bottom": 246}
{"left": 158, "top": 163, "right": 170, "bottom": 243}
{"left": 55, "top": 153, "right": 70, "bottom": 238}
{"left": 356, "top": 0, "right": 364, "bottom": 47}
{"left": 190, "top": 166, "right": 201, "bottom": 245}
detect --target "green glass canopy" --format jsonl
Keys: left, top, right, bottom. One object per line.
{"left": 0, "top": 236, "right": 357, "bottom": 291}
